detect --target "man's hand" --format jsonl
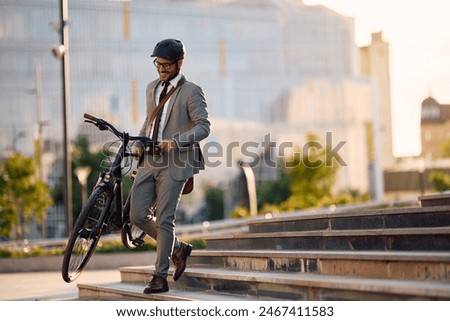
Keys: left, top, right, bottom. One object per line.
{"left": 158, "top": 139, "right": 176, "bottom": 152}
{"left": 131, "top": 145, "right": 143, "bottom": 161}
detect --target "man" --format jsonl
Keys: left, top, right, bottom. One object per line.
{"left": 130, "top": 39, "right": 210, "bottom": 294}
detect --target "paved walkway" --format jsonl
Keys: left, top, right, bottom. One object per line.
{"left": 0, "top": 269, "right": 120, "bottom": 301}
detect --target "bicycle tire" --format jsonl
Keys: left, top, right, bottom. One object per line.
{"left": 61, "top": 186, "right": 114, "bottom": 283}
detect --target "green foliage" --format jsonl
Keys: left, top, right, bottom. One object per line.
{"left": 231, "top": 206, "right": 251, "bottom": 219}
{"left": 204, "top": 186, "right": 224, "bottom": 221}
{"left": 0, "top": 153, "right": 53, "bottom": 239}
{"left": 259, "top": 203, "right": 283, "bottom": 215}
{"left": 52, "top": 136, "right": 129, "bottom": 223}
{"left": 255, "top": 133, "right": 368, "bottom": 214}
{"left": 441, "top": 140, "right": 450, "bottom": 158}
{"left": 280, "top": 133, "right": 339, "bottom": 211}
{"left": 428, "top": 170, "right": 450, "bottom": 192}
{"left": 188, "top": 238, "right": 206, "bottom": 250}
{"left": 257, "top": 170, "right": 291, "bottom": 210}
{"left": 96, "top": 238, "right": 156, "bottom": 253}
{"left": 0, "top": 243, "right": 65, "bottom": 258}
{"left": 72, "top": 136, "right": 109, "bottom": 218}
{"left": 326, "top": 190, "right": 370, "bottom": 205}
{"left": 0, "top": 248, "right": 12, "bottom": 258}
{"left": 0, "top": 236, "right": 205, "bottom": 258}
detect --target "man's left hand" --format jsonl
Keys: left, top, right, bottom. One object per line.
{"left": 158, "top": 139, "right": 176, "bottom": 152}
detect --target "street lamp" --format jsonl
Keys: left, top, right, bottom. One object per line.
{"left": 52, "top": 0, "right": 73, "bottom": 236}
{"left": 75, "top": 166, "right": 91, "bottom": 206}
{"left": 12, "top": 129, "right": 26, "bottom": 153}
{"left": 239, "top": 162, "right": 257, "bottom": 217}
{"left": 418, "top": 158, "right": 428, "bottom": 195}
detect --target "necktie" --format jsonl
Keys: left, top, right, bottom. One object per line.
{"left": 151, "top": 82, "right": 170, "bottom": 140}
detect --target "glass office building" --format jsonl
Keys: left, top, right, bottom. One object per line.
{"left": 0, "top": 0, "right": 381, "bottom": 236}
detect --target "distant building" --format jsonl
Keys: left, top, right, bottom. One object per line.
{"left": 383, "top": 96, "right": 450, "bottom": 199}
{"left": 420, "top": 96, "right": 450, "bottom": 159}
{"left": 273, "top": 77, "right": 375, "bottom": 195}
{"left": 360, "top": 32, "right": 395, "bottom": 170}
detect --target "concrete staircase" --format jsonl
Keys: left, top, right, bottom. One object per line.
{"left": 77, "top": 193, "right": 450, "bottom": 300}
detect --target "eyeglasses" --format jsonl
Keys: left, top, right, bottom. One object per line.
{"left": 153, "top": 59, "right": 176, "bottom": 69}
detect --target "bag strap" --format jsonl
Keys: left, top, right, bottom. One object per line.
{"left": 148, "top": 78, "right": 186, "bottom": 134}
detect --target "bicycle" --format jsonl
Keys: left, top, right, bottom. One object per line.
{"left": 62, "top": 113, "right": 157, "bottom": 283}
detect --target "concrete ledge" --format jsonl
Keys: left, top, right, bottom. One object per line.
{"left": 78, "top": 282, "right": 254, "bottom": 301}
{"left": 419, "top": 192, "right": 450, "bottom": 207}
{"left": 0, "top": 251, "right": 156, "bottom": 273}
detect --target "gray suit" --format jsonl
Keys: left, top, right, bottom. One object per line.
{"left": 130, "top": 74, "right": 210, "bottom": 278}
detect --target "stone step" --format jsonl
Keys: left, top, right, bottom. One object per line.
{"left": 112, "top": 266, "right": 450, "bottom": 301}
{"left": 188, "top": 250, "right": 450, "bottom": 281}
{"left": 78, "top": 282, "right": 266, "bottom": 301}
{"left": 248, "top": 205, "right": 450, "bottom": 234}
{"left": 204, "top": 227, "right": 450, "bottom": 251}
{"left": 419, "top": 192, "right": 450, "bottom": 207}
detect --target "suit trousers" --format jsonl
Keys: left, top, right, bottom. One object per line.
{"left": 130, "top": 154, "right": 186, "bottom": 278}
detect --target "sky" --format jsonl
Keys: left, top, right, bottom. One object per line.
{"left": 304, "top": 0, "right": 450, "bottom": 157}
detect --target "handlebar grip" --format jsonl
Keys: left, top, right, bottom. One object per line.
{"left": 84, "top": 113, "right": 99, "bottom": 122}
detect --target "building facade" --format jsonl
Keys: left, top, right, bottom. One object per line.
{"left": 0, "top": 0, "right": 389, "bottom": 235}
{"left": 360, "top": 32, "right": 395, "bottom": 170}
{"left": 421, "top": 96, "right": 450, "bottom": 159}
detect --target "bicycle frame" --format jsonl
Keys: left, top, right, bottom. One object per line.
{"left": 92, "top": 125, "right": 147, "bottom": 243}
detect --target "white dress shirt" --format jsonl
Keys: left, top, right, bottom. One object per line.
{"left": 150, "top": 73, "right": 183, "bottom": 141}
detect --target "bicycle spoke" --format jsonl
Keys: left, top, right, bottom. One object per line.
{"left": 67, "top": 236, "right": 95, "bottom": 279}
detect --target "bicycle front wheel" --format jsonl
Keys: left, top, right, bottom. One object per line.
{"left": 62, "top": 186, "right": 114, "bottom": 283}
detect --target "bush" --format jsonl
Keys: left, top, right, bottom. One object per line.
{"left": 429, "top": 170, "right": 450, "bottom": 192}
{"left": 0, "top": 248, "right": 12, "bottom": 258}
{"left": 188, "top": 238, "right": 206, "bottom": 250}
{"left": 230, "top": 206, "right": 251, "bottom": 219}
{"left": 0, "top": 236, "right": 206, "bottom": 258}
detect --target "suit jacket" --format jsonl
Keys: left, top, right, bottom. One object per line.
{"left": 139, "top": 75, "right": 210, "bottom": 181}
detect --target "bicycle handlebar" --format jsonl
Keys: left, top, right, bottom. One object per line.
{"left": 83, "top": 113, "right": 99, "bottom": 123}
{"left": 83, "top": 113, "right": 156, "bottom": 146}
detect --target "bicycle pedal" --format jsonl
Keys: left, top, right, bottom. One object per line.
{"left": 132, "top": 239, "right": 145, "bottom": 247}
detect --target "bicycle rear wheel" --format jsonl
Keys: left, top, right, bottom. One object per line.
{"left": 61, "top": 186, "right": 113, "bottom": 283}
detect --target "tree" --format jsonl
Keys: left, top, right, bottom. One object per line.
{"left": 244, "top": 133, "right": 368, "bottom": 215}
{"left": 441, "top": 140, "right": 450, "bottom": 158}
{"left": 0, "top": 153, "right": 53, "bottom": 239}
{"left": 257, "top": 169, "right": 291, "bottom": 210}
{"left": 204, "top": 186, "right": 224, "bottom": 221}
{"left": 52, "top": 136, "right": 132, "bottom": 224}
{"left": 427, "top": 139, "right": 450, "bottom": 192}
{"left": 428, "top": 170, "right": 450, "bottom": 192}
{"left": 280, "top": 133, "right": 340, "bottom": 211}
{"left": 71, "top": 136, "right": 108, "bottom": 220}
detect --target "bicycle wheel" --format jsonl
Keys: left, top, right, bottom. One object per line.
{"left": 61, "top": 186, "right": 113, "bottom": 283}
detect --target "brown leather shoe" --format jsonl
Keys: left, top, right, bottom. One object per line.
{"left": 143, "top": 275, "right": 168, "bottom": 294}
{"left": 172, "top": 242, "right": 193, "bottom": 281}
